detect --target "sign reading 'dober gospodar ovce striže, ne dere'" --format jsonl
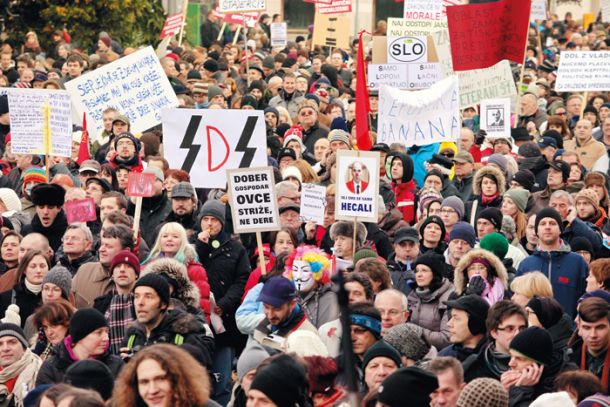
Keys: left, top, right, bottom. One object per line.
{"left": 227, "top": 166, "right": 280, "bottom": 234}
{"left": 555, "top": 51, "right": 610, "bottom": 92}
{"left": 161, "top": 108, "right": 267, "bottom": 189}
{"left": 64, "top": 46, "right": 179, "bottom": 140}
{"left": 377, "top": 75, "right": 460, "bottom": 147}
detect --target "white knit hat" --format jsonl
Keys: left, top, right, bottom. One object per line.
{"left": 0, "top": 188, "right": 22, "bottom": 213}
{"left": 530, "top": 391, "right": 575, "bottom": 407}
{"left": 282, "top": 166, "right": 303, "bottom": 184}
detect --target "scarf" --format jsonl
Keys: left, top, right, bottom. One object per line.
{"left": 581, "top": 343, "right": 610, "bottom": 393}
{"left": 481, "top": 277, "right": 506, "bottom": 306}
{"left": 0, "top": 349, "right": 42, "bottom": 407}
{"left": 482, "top": 192, "right": 500, "bottom": 205}
{"left": 24, "top": 280, "right": 41, "bottom": 295}
{"left": 105, "top": 293, "right": 134, "bottom": 354}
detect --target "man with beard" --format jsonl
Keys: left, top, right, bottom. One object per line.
{"left": 155, "top": 182, "right": 199, "bottom": 239}
{"left": 107, "top": 132, "right": 144, "bottom": 172}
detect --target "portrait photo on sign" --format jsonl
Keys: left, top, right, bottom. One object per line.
{"left": 335, "top": 150, "right": 380, "bottom": 223}
{"left": 345, "top": 161, "right": 370, "bottom": 195}
{"left": 487, "top": 107, "right": 505, "bottom": 128}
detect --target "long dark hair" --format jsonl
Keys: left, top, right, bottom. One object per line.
{"left": 15, "top": 249, "right": 50, "bottom": 285}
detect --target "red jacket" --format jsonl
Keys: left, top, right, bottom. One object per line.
{"left": 391, "top": 180, "right": 417, "bottom": 225}
{"left": 242, "top": 258, "right": 275, "bottom": 302}
{"left": 186, "top": 260, "right": 211, "bottom": 322}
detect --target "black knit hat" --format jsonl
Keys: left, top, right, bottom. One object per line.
{"left": 509, "top": 326, "right": 553, "bottom": 365}
{"left": 419, "top": 215, "right": 446, "bottom": 241}
{"left": 0, "top": 323, "right": 28, "bottom": 348}
{"left": 133, "top": 274, "right": 171, "bottom": 306}
{"left": 444, "top": 295, "right": 490, "bottom": 336}
{"left": 250, "top": 354, "right": 309, "bottom": 407}
{"left": 377, "top": 367, "right": 439, "bottom": 407}
{"left": 571, "top": 236, "right": 594, "bottom": 256}
{"left": 535, "top": 207, "right": 564, "bottom": 235}
{"left": 31, "top": 183, "right": 65, "bottom": 207}
{"left": 412, "top": 252, "right": 446, "bottom": 289}
{"left": 477, "top": 208, "right": 503, "bottom": 231}
{"left": 512, "top": 169, "right": 536, "bottom": 191}
{"left": 198, "top": 199, "right": 226, "bottom": 226}
{"left": 526, "top": 297, "right": 563, "bottom": 329}
{"left": 69, "top": 308, "right": 108, "bottom": 344}
{"left": 363, "top": 340, "right": 402, "bottom": 371}
{"left": 64, "top": 359, "right": 114, "bottom": 400}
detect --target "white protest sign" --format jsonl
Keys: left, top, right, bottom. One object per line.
{"left": 65, "top": 46, "right": 178, "bottom": 140}
{"left": 388, "top": 17, "right": 447, "bottom": 37}
{"left": 378, "top": 75, "right": 460, "bottom": 147}
{"left": 335, "top": 151, "right": 380, "bottom": 223}
{"left": 431, "top": 30, "right": 517, "bottom": 108}
{"left": 555, "top": 51, "right": 610, "bottom": 92}
{"left": 162, "top": 108, "right": 267, "bottom": 188}
{"left": 603, "top": 0, "right": 610, "bottom": 23}
{"left": 404, "top": 0, "right": 443, "bottom": 21}
{"left": 480, "top": 98, "right": 511, "bottom": 138}
{"left": 7, "top": 89, "right": 72, "bottom": 157}
{"left": 227, "top": 166, "right": 280, "bottom": 234}
{"left": 530, "top": 0, "right": 547, "bottom": 20}
{"left": 219, "top": 0, "right": 266, "bottom": 12}
{"left": 270, "top": 22, "right": 287, "bottom": 48}
{"left": 300, "top": 183, "right": 326, "bottom": 224}
{"left": 387, "top": 36, "right": 428, "bottom": 64}
{"left": 368, "top": 63, "right": 442, "bottom": 91}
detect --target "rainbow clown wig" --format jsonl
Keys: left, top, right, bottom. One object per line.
{"left": 284, "top": 245, "right": 331, "bottom": 285}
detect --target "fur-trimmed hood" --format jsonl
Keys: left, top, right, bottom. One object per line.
{"left": 472, "top": 165, "right": 506, "bottom": 196}
{"left": 453, "top": 249, "right": 508, "bottom": 295}
{"left": 141, "top": 257, "right": 201, "bottom": 311}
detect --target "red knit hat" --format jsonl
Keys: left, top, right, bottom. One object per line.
{"left": 110, "top": 250, "right": 140, "bottom": 275}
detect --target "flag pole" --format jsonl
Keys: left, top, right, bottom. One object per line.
{"left": 514, "top": 18, "right": 532, "bottom": 128}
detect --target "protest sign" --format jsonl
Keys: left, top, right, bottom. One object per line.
{"left": 270, "top": 22, "right": 288, "bottom": 48}
{"left": 387, "top": 36, "right": 428, "bottom": 64}
{"left": 300, "top": 183, "right": 327, "bottom": 224}
{"left": 162, "top": 109, "right": 267, "bottom": 188}
{"left": 447, "top": 0, "right": 530, "bottom": 71}
{"left": 223, "top": 12, "right": 258, "bottom": 28}
{"left": 335, "top": 151, "right": 380, "bottom": 223}
{"left": 368, "top": 63, "right": 442, "bottom": 91}
{"left": 65, "top": 46, "right": 179, "bottom": 140}
{"left": 404, "top": 0, "right": 443, "bottom": 21}
{"left": 65, "top": 198, "right": 97, "bottom": 224}
{"left": 555, "top": 51, "right": 610, "bottom": 92}
{"left": 160, "top": 13, "right": 184, "bottom": 39}
{"left": 317, "top": 0, "right": 352, "bottom": 14}
{"left": 603, "top": 0, "right": 610, "bottom": 24}
{"left": 530, "top": 0, "right": 547, "bottom": 20}
{"left": 219, "top": 0, "right": 266, "bottom": 12}
{"left": 312, "top": 13, "right": 350, "bottom": 49}
{"left": 127, "top": 172, "right": 155, "bottom": 197}
{"left": 7, "top": 88, "right": 72, "bottom": 157}
{"left": 378, "top": 75, "right": 460, "bottom": 147}
{"left": 227, "top": 167, "right": 280, "bottom": 233}
{"left": 388, "top": 17, "right": 447, "bottom": 37}
{"left": 480, "top": 98, "right": 511, "bottom": 138}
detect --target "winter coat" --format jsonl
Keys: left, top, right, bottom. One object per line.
{"left": 453, "top": 249, "right": 509, "bottom": 306}
{"left": 463, "top": 342, "right": 511, "bottom": 382}
{"left": 439, "top": 337, "right": 488, "bottom": 363}
{"left": 517, "top": 242, "right": 588, "bottom": 318}
{"left": 72, "top": 262, "right": 114, "bottom": 309}
{"left": 452, "top": 173, "right": 474, "bottom": 202}
{"left": 363, "top": 222, "right": 392, "bottom": 260}
{"left": 387, "top": 255, "right": 414, "bottom": 296}
{"left": 57, "top": 251, "right": 97, "bottom": 276}
{"left": 0, "top": 281, "right": 42, "bottom": 328}
{"left": 378, "top": 209, "right": 409, "bottom": 243}
{"left": 302, "top": 124, "right": 328, "bottom": 164}
{"left": 529, "top": 186, "right": 562, "bottom": 215}
{"left": 299, "top": 285, "right": 339, "bottom": 329}
{"left": 268, "top": 90, "right": 305, "bottom": 119}
{"left": 389, "top": 152, "right": 417, "bottom": 224}
{"left": 123, "top": 309, "right": 215, "bottom": 368}
{"left": 156, "top": 209, "right": 200, "bottom": 239}
{"left": 517, "top": 155, "right": 548, "bottom": 192}
{"left": 407, "top": 279, "right": 454, "bottom": 350}
{"left": 135, "top": 193, "right": 172, "bottom": 247}
{"left": 20, "top": 211, "right": 69, "bottom": 253}
{"left": 252, "top": 304, "right": 319, "bottom": 351}
{"left": 465, "top": 165, "right": 505, "bottom": 224}
{"left": 561, "top": 218, "right": 603, "bottom": 257}
{"left": 565, "top": 136, "right": 607, "bottom": 170}
{"left": 0, "top": 266, "right": 18, "bottom": 293}
{"left": 141, "top": 256, "right": 211, "bottom": 321}
{"left": 195, "top": 230, "right": 250, "bottom": 348}
{"left": 236, "top": 284, "right": 265, "bottom": 335}
{"left": 36, "top": 336, "right": 123, "bottom": 385}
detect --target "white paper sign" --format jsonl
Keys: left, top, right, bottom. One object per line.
{"left": 300, "top": 183, "right": 326, "bottom": 224}
{"left": 368, "top": 63, "right": 442, "bottom": 91}
{"left": 388, "top": 17, "right": 448, "bottom": 37}
{"left": 162, "top": 108, "right": 267, "bottom": 188}
{"left": 555, "top": 51, "right": 610, "bottom": 92}
{"left": 387, "top": 36, "right": 428, "bottom": 64}
{"left": 227, "top": 166, "right": 279, "bottom": 233}
{"left": 335, "top": 151, "right": 380, "bottom": 223}
{"left": 270, "top": 22, "right": 287, "bottom": 48}
{"left": 480, "top": 98, "right": 511, "bottom": 138}
{"left": 530, "top": 0, "right": 547, "bottom": 20}
{"left": 404, "top": 0, "right": 443, "bottom": 21}
{"left": 219, "top": 0, "right": 266, "bottom": 12}
{"left": 603, "top": 0, "right": 610, "bottom": 23}
{"left": 378, "top": 76, "right": 460, "bottom": 147}
{"left": 65, "top": 46, "right": 179, "bottom": 140}
{"left": 7, "top": 89, "right": 72, "bottom": 157}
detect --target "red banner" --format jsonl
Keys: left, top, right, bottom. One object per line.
{"left": 317, "top": 0, "right": 352, "bottom": 14}
{"left": 160, "top": 13, "right": 184, "bottom": 39}
{"left": 447, "top": 0, "right": 530, "bottom": 71}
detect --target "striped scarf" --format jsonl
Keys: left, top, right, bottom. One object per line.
{"left": 105, "top": 293, "right": 134, "bottom": 354}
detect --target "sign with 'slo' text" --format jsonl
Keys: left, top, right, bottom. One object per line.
{"left": 335, "top": 150, "right": 380, "bottom": 223}
{"left": 387, "top": 36, "right": 428, "bottom": 64}
{"left": 162, "top": 109, "right": 267, "bottom": 188}
{"left": 227, "top": 167, "right": 280, "bottom": 234}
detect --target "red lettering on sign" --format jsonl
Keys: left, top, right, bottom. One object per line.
{"left": 206, "top": 125, "right": 230, "bottom": 172}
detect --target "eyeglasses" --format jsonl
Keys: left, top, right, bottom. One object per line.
{"left": 440, "top": 208, "right": 456, "bottom": 215}
{"left": 556, "top": 111, "right": 567, "bottom": 116}
{"left": 299, "top": 110, "right": 315, "bottom": 117}
{"left": 496, "top": 325, "right": 526, "bottom": 334}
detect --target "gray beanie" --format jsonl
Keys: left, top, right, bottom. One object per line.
{"left": 237, "top": 343, "right": 270, "bottom": 381}
{"left": 383, "top": 323, "right": 430, "bottom": 362}
{"left": 207, "top": 85, "right": 223, "bottom": 100}
{"left": 42, "top": 265, "right": 72, "bottom": 299}
{"left": 199, "top": 200, "right": 226, "bottom": 225}
{"left": 441, "top": 196, "right": 465, "bottom": 219}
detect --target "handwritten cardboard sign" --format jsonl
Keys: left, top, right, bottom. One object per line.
{"left": 300, "top": 183, "right": 326, "bottom": 224}
{"left": 219, "top": 0, "right": 266, "bottom": 12}
{"left": 368, "top": 63, "right": 442, "bottom": 91}
{"left": 270, "top": 22, "right": 288, "bottom": 48}
{"left": 65, "top": 198, "right": 97, "bottom": 223}
{"left": 127, "top": 172, "right": 155, "bottom": 197}
{"left": 404, "top": 0, "right": 443, "bottom": 21}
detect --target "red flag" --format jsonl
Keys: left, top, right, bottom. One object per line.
{"left": 447, "top": 0, "right": 530, "bottom": 71}
{"left": 355, "top": 30, "right": 372, "bottom": 151}
{"left": 76, "top": 113, "right": 90, "bottom": 165}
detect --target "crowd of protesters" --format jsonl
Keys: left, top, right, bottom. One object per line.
{"left": 0, "top": 7, "right": 607, "bottom": 407}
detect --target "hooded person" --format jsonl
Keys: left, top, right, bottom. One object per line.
{"left": 453, "top": 249, "right": 508, "bottom": 306}
{"left": 20, "top": 183, "right": 68, "bottom": 253}
{"left": 465, "top": 165, "right": 506, "bottom": 224}
{"left": 108, "top": 132, "right": 144, "bottom": 172}
{"left": 283, "top": 246, "right": 338, "bottom": 328}
{"left": 387, "top": 152, "right": 417, "bottom": 224}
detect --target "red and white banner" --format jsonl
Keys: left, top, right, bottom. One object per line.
{"left": 317, "top": 0, "right": 352, "bottom": 14}
{"left": 224, "top": 12, "right": 259, "bottom": 28}
{"left": 160, "top": 13, "right": 184, "bottom": 39}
